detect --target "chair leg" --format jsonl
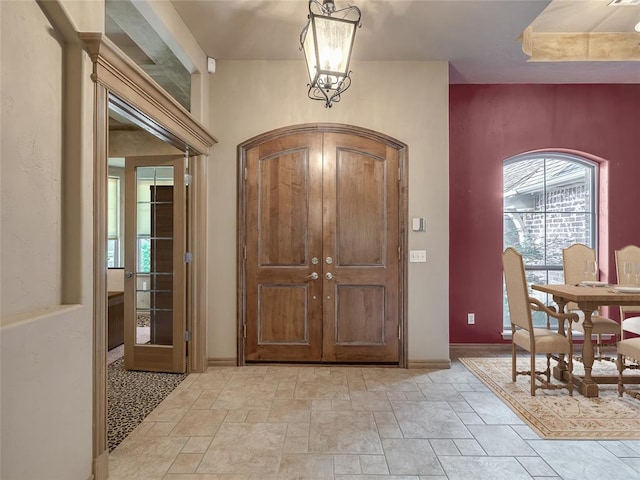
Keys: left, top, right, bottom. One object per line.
{"left": 618, "top": 353, "right": 625, "bottom": 398}
{"left": 512, "top": 342, "right": 516, "bottom": 382}
{"left": 530, "top": 351, "right": 536, "bottom": 396}
{"left": 545, "top": 354, "right": 551, "bottom": 383}
{"left": 567, "top": 350, "right": 574, "bottom": 396}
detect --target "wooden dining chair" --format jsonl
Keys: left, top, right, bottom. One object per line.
{"left": 617, "top": 337, "right": 640, "bottom": 401}
{"left": 503, "top": 247, "right": 578, "bottom": 396}
{"left": 563, "top": 243, "right": 620, "bottom": 360}
{"left": 615, "top": 245, "right": 640, "bottom": 340}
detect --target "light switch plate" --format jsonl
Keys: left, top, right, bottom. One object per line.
{"left": 412, "top": 217, "right": 425, "bottom": 232}
{"left": 409, "top": 250, "right": 427, "bottom": 262}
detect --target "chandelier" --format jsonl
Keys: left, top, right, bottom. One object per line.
{"left": 300, "top": 0, "right": 362, "bottom": 108}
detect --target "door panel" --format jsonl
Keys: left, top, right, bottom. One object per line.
{"left": 124, "top": 156, "right": 186, "bottom": 372}
{"left": 259, "top": 285, "right": 308, "bottom": 343}
{"left": 243, "top": 127, "right": 403, "bottom": 364}
{"left": 322, "top": 133, "right": 400, "bottom": 363}
{"left": 335, "top": 285, "right": 385, "bottom": 344}
{"left": 336, "top": 150, "right": 386, "bottom": 265}
{"left": 258, "top": 152, "right": 309, "bottom": 266}
{"left": 245, "top": 133, "right": 323, "bottom": 361}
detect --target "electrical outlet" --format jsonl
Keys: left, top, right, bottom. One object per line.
{"left": 467, "top": 313, "right": 475, "bottom": 325}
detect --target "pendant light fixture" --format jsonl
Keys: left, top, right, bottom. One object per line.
{"left": 300, "top": 0, "right": 362, "bottom": 108}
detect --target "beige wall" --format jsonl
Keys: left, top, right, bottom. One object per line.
{"left": 208, "top": 60, "right": 450, "bottom": 364}
{"left": 1, "top": 0, "right": 64, "bottom": 317}
{"left": 0, "top": 3, "right": 448, "bottom": 477}
{"left": 0, "top": 1, "right": 100, "bottom": 479}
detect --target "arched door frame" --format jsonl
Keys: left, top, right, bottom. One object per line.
{"left": 237, "top": 123, "right": 408, "bottom": 368}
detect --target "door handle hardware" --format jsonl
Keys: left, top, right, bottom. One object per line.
{"left": 325, "top": 272, "right": 334, "bottom": 280}
{"left": 125, "top": 271, "right": 134, "bottom": 279}
{"left": 311, "top": 257, "right": 319, "bottom": 265}
{"left": 325, "top": 256, "right": 333, "bottom": 265}
{"left": 305, "top": 272, "right": 319, "bottom": 280}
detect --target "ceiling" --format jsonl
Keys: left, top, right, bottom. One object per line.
{"left": 105, "top": 0, "right": 640, "bottom": 110}
{"left": 169, "top": 0, "right": 640, "bottom": 84}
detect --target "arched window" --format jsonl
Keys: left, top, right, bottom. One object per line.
{"left": 503, "top": 153, "right": 598, "bottom": 328}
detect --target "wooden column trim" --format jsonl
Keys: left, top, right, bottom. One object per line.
{"left": 92, "top": 82, "right": 109, "bottom": 480}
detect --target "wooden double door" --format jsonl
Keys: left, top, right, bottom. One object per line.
{"left": 239, "top": 125, "right": 407, "bottom": 364}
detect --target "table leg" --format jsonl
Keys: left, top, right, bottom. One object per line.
{"left": 579, "top": 309, "right": 599, "bottom": 397}
{"left": 555, "top": 297, "right": 568, "bottom": 371}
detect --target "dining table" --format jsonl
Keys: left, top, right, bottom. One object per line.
{"left": 531, "top": 283, "right": 640, "bottom": 397}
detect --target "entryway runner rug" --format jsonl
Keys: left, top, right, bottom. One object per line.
{"left": 460, "top": 356, "right": 640, "bottom": 440}
{"left": 108, "top": 358, "right": 189, "bottom": 452}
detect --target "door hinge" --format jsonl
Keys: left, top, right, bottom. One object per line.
{"left": 244, "top": 167, "right": 248, "bottom": 181}
{"left": 398, "top": 167, "right": 401, "bottom": 182}
{"left": 185, "top": 252, "right": 193, "bottom": 263}
{"left": 184, "top": 331, "right": 192, "bottom": 342}
{"left": 398, "top": 246, "right": 401, "bottom": 261}
{"left": 398, "top": 325, "right": 401, "bottom": 340}
{"left": 184, "top": 173, "right": 193, "bottom": 186}
{"left": 243, "top": 324, "right": 247, "bottom": 338}
{"left": 243, "top": 245, "right": 247, "bottom": 260}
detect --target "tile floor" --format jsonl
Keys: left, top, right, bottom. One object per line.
{"left": 108, "top": 358, "right": 640, "bottom": 480}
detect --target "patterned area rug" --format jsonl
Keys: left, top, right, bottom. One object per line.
{"left": 460, "top": 356, "right": 640, "bottom": 439}
{"left": 108, "top": 358, "right": 188, "bottom": 452}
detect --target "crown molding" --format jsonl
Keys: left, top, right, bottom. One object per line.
{"left": 79, "top": 33, "right": 216, "bottom": 155}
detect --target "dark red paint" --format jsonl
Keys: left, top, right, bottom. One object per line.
{"left": 449, "top": 84, "right": 640, "bottom": 343}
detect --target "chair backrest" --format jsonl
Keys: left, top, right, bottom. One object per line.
{"left": 502, "top": 247, "right": 533, "bottom": 332}
{"left": 615, "top": 245, "right": 640, "bottom": 314}
{"left": 563, "top": 243, "right": 596, "bottom": 311}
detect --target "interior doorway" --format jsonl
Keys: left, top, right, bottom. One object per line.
{"left": 107, "top": 101, "right": 189, "bottom": 373}
{"left": 106, "top": 105, "right": 192, "bottom": 451}
{"left": 238, "top": 124, "right": 408, "bottom": 366}
{"left": 84, "top": 33, "right": 216, "bottom": 477}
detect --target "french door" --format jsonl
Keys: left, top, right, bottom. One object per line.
{"left": 124, "top": 155, "right": 186, "bottom": 372}
{"left": 240, "top": 126, "right": 406, "bottom": 364}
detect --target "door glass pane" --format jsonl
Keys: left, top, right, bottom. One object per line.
{"left": 136, "top": 165, "right": 174, "bottom": 345}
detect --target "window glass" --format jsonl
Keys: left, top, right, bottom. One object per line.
{"left": 503, "top": 153, "right": 597, "bottom": 328}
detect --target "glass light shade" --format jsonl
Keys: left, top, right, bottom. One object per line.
{"left": 300, "top": 1, "right": 361, "bottom": 107}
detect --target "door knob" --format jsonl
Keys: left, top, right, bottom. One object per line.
{"left": 325, "top": 272, "right": 334, "bottom": 280}
{"left": 124, "top": 271, "right": 134, "bottom": 279}
{"left": 305, "top": 272, "right": 319, "bottom": 280}
{"left": 325, "top": 256, "right": 333, "bottom": 265}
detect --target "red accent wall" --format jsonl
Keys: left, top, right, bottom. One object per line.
{"left": 449, "top": 84, "right": 640, "bottom": 343}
